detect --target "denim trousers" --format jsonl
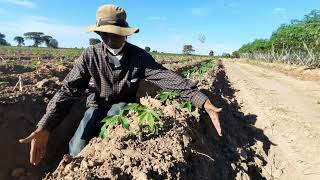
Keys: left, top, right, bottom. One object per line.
{"left": 68, "top": 103, "right": 126, "bottom": 157}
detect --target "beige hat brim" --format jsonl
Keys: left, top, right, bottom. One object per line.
{"left": 85, "top": 24, "right": 139, "bottom": 36}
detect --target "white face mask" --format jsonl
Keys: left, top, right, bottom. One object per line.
{"left": 105, "top": 42, "right": 126, "bottom": 55}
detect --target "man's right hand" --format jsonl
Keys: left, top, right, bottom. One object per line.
{"left": 19, "top": 127, "right": 50, "bottom": 166}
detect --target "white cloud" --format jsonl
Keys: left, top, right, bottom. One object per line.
{"left": 191, "top": 8, "right": 210, "bottom": 17}
{"left": 147, "top": 16, "right": 167, "bottom": 21}
{"left": 273, "top": 7, "right": 287, "bottom": 19}
{"left": 1, "top": 15, "right": 95, "bottom": 48}
{"left": 1, "top": 0, "right": 36, "bottom": 8}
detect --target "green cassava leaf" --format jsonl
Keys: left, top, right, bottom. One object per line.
{"left": 138, "top": 111, "right": 148, "bottom": 126}
{"left": 101, "top": 116, "right": 114, "bottom": 123}
{"left": 147, "top": 113, "right": 155, "bottom": 133}
{"left": 180, "top": 100, "right": 194, "bottom": 112}
{"left": 123, "top": 103, "right": 141, "bottom": 111}
{"left": 155, "top": 90, "right": 180, "bottom": 102}
{"left": 99, "top": 123, "right": 109, "bottom": 139}
{"left": 121, "top": 116, "right": 129, "bottom": 130}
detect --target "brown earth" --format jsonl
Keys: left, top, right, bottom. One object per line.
{"left": 0, "top": 60, "right": 214, "bottom": 180}
{"left": 223, "top": 61, "right": 320, "bottom": 180}
{"left": 1, "top": 59, "right": 274, "bottom": 180}
{"left": 0, "top": 61, "right": 88, "bottom": 180}
{"left": 42, "top": 61, "right": 273, "bottom": 179}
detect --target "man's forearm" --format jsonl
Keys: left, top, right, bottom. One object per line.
{"left": 37, "top": 89, "right": 77, "bottom": 132}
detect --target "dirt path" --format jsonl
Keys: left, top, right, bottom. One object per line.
{"left": 223, "top": 61, "right": 320, "bottom": 180}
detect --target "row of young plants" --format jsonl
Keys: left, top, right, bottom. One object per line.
{"left": 0, "top": 46, "right": 209, "bottom": 64}
{"left": 99, "top": 90, "right": 194, "bottom": 141}
{"left": 0, "top": 46, "right": 83, "bottom": 61}
{"left": 181, "top": 60, "right": 215, "bottom": 80}
{"left": 99, "top": 59, "right": 216, "bottom": 141}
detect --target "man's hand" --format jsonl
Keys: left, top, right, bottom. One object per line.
{"left": 204, "top": 99, "right": 223, "bottom": 136}
{"left": 19, "top": 127, "right": 50, "bottom": 166}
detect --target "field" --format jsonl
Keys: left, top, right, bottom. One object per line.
{"left": 0, "top": 46, "right": 272, "bottom": 180}
{"left": 1, "top": 45, "right": 320, "bottom": 180}
{"left": 1, "top": 2, "right": 320, "bottom": 180}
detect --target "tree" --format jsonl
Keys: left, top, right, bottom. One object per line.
{"left": 24, "top": 32, "right": 45, "bottom": 47}
{"left": 0, "top": 33, "right": 10, "bottom": 46}
{"left": 41, "top": 35, "right": 53, "bottom": 47}
{"left": 48, "top": 39, "right": 58, "bottom": 48}
{"left": 0, "top": 33, "right": 5, "bottom": 39}
{"left": 183, "top": 45, "right": 195, "bottom": 55}
{"left": 232, "top": 51, "right": 240, "bottom": 58}
{"left": 89, "top": 38, "right": 101, "bottom": 45}
{"left": 14, "top": 36, "right": 25, "bottom": 46}
{"left": 221, "top": 52, "right": 231, "bottom": 58}
{"left": 145, "top": 46, "right": 151, "bottom": 53}
{"left": 209, "top": 50, "right": 214, "bottom": 56}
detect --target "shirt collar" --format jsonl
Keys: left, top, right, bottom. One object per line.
{"left": 104, "top": 42, "right": 126, "bottom": 56}
{"left": 102, "top": 42, "right": 129, "bottom": 66}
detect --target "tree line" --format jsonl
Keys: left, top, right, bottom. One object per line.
{"left": 2, "top": 33, "right": 216, "bottom": 56}
{"left": 0, "top": 32, "right": 58, "bottom": 48}
{"left": 233, "top": 9, "right": 320, "bottom": 67}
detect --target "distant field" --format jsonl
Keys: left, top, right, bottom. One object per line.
{"left": 0, "top": 46, "right": 210, "bottom": 63}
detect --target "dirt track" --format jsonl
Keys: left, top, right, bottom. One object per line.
{"left": 223, "top": 60, "right": 320, "bottom": 179}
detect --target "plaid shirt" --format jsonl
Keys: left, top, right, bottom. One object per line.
{"left": 38, "top": 42, "right": 208, "bottom": 131}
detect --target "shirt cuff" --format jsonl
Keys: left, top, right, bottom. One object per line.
{"left": 191, "top": 91, "right": 208, "bottom": 109}
{"left": 37, "top": 116, "right": 54, "bottom": 132}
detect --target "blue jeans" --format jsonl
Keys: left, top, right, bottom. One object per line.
{"left": 69, "top": 102, "right": 127, "bottom": 157}
{"left": 68, "top": 107, "right": 108, "bottom": 157}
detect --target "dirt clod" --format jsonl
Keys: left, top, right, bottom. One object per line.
{"left": 11, "top": 167, "right": 26, "bottom": 177}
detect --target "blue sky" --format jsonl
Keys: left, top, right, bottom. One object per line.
{"left": 0, "top": 0, "right": 319, "bottom": 55}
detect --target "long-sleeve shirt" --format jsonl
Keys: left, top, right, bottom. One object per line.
{"left": 37, "top": 42, "right": 208, "bottom": 132}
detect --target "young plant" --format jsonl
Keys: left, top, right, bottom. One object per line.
{"left": 99, "top": 109, "right": 129, "bottom": 139}
{"left": 0, "top": 81, "right": 9, "bottom": 88}
{"left": 181, "top": 70, "right": 191, "bottom": 79}
{"left": 29, "top": 59, "right": 41, "bottom": 70}
{"left": 137, "top": 105, "right": 162, "bottom": 135}
{"left": 2, "top": 60, "right": 13, "bottom": 65}
{"left": 180, "top": 100, "right": 194, "bottom": 112}
{"left": 100, "top": 103, "right": 163, "bottom": 140}
{"left": 155, "top": 90, "right": 180, "bottom": 102}
{"left": 124, "top": 103, "right": 163, "bottom": 140}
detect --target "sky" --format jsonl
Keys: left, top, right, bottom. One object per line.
{"left": 0, "top": 0, "right": 319, "bottom": 55}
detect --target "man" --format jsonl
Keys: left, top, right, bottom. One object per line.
{"left": 19, "top": 4, "right": 222, "bottom": 166}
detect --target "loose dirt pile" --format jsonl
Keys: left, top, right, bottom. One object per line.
{"left": 45, "top": 97, "right": 210, "bottom": 179}
{"left": 43, "top": 60, "right": 271, "bottom": 180}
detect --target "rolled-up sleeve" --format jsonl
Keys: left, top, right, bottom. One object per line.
{"left": 143, "top": 53, "right": 208, "bottom": 108}
{"left": 37, "top": 50, "right": 91, "bottom": 132}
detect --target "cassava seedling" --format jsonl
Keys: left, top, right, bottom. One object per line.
{"left": 99, "top": 109, "right": 129, "bottom": 139}
{"left": 100, "top": 103, "right": 163, "bottom": 140}
{"left": 155, "top": 90, "right": 180, "bottom": 102}
{"left": 180, "top": 100, "right": 194, "bottom": 112}
{"left": 124, "top": 103, "right": 163, "bottom": 140}
{"left": 0, "top": 81, "right": 9, "bottom": 86}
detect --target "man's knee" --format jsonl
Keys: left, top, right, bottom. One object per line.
{"left": 69, "top": 107, "right": 98, "bottom": 157}
{"left": 82, "top": 107, "right": 97, "bottom": 122}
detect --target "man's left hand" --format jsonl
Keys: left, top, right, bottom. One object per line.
{"left": 204, "top": 99, "right": 223, "bottom": 136}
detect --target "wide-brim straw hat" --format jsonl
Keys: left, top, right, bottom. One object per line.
{"left": 85, "top": 4, "right": 139, "bottom": 36}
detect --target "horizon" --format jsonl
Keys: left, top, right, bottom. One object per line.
{"left": 0, "top": 0, "right": 319, "bottom": 55}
